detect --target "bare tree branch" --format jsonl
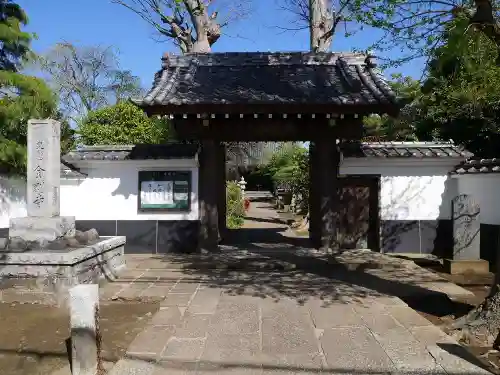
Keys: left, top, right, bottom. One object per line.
{"left": 38, "top": 42, "right": 143, "bottom": 121}
{"left": 112, "top": 0, "right": 250, "bottom": 53}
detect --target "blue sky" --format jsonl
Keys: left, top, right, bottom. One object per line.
{"left": 18, "top": 0, "right": 424, "bottom": 89}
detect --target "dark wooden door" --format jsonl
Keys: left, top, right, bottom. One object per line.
{"left": 337, "top": 176, "right": 380, "bottom": 251}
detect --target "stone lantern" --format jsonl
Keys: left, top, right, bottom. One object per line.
{"left": 238, "top": 176, "right": 247, "bottom": 197}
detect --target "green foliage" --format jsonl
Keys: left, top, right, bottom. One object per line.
{"left": 0, "top": 0, "right": 32, "bottom": 71}
{"left": 363, "top": 73, "right": 421, "bottom": 141}
{"left": 413, "top": 18, "right": 500, "bottom": 157}
{"left": 0, "top": 1, "right": 70, "bottom": 175}
{"left": 77, "top": 101, "right": 172, "bottom": 145}
{"left": 226, "top": 181, "right": 245, "bottom": 229}
{"left": 363, "top": 16, "right": 500, "bottom": 157}
{"left": 263, "top": 144, "right": 309, "bottom": 209}
{"left": 346, "top": 0, "right": 500, "bottom": 67}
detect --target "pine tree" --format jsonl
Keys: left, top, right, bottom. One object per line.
{"left": 0, "top": 0, "right": 58, "bottom": 175}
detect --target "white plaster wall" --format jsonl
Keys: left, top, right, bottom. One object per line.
{"left": 1, "top": 157, "right": 470, "bottom": 228}
{"left": 0, "top": 176, "right": 27, "bottom": 227}
{"left": 340, "top": 159, "right": 461, "bottom": 220}
{"left": 61, "top": 159, "right": 199, "bottom": 221}
{"left": 456, "top": 174, "right": 500, "bottom": 225}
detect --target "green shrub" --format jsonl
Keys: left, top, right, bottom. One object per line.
{"left": 78, "top": 101, "right": 172, "bottom": 145}
{"left": 226, "top": 181, "right": 245, "bottom": 229}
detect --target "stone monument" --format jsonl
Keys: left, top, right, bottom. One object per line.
{"left": 444, "top": 194, "right": 489, "bottom": 274}
{"left": 0, "top": 119, "right": 126, "bottom": 305}
{"left": 9, "top": 119, "right": 76, "bottom": 248}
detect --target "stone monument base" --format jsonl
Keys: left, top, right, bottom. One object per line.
{"left": 9, "top": 216, "right": 76, "bottom": 247}
{"left": 443, "top": 258, "right": 490, "bottom": 275}
{"left": 0, "top": 236, "right": 126, "bottom": 306}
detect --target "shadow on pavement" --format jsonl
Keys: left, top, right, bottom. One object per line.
{"left": 124, "top": 353, "right": 493, "bottom": 374}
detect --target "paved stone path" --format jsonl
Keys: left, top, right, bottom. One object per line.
{"left": 0, "top": 195, "right": 489, "bottom": 375}
{"left": 104, "top": 200, "right": 490, "bottom": 374}
{"left": 109, "top": 264, "right": 490, "bottom": 375}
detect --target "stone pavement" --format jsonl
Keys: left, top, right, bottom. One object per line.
{"left": 107, "top": 257, "right": 491, "bottom": 375}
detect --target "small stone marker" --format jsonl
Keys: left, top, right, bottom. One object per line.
{"left": 70, "top": 284, "right": 100, "bottom": 375}
{"left": 452, "top": 194, "right": 480, "bottom": 260}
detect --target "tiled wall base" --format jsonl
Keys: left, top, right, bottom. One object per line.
{"left": 0, "top": 221, "right": 199, "bottom": 255}
{"left": 76, "top": 220, "right": 200, "bottom": 254}
{"left": 1, "top": 219, "right": 499, "bottom": 263}
{"left": 480, "top": 224, "right": 500, "bottom": 271}
{"left": 381, "top": 219, "right": 453, "bottom": 257}
{"left": 382, "top": 220, "right": 500, "bottom": 268}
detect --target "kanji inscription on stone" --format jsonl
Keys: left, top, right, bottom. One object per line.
{"left": 452, "top": 194, "right": 480, "bottom": 260}
{"left": 26, "top": 119, "right": 61, "bottom": 217}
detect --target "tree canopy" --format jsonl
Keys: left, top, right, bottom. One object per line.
{"left": 347, "top": 0, "right": 500, "bottom": 66}
{"left": 415, "top": 16, "right": 500, "bottom": 156}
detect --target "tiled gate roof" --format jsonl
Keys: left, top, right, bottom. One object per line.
{"left": 132, "top": 52, "right": 398, "bottom": 110}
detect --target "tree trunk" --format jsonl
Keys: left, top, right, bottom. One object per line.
{"left": 309, "top": 0, "right": 334, "bottom": 53}
{"left": 450, "top": 232, "right": 500, "bottom": 348}
{"left": 185, "top": 0, "right": 221, "bottom": 53}
{"left": 471, "top": 0, "right": 500, "bottom": 47}
{"left": 469, "top": 0, "right": 500, "bottom": 64}
{"left": 113, "top": 0, "right": 222, "bottom": 54}
{"left": 297, "top": 1, "right": 334, "bottom": 244}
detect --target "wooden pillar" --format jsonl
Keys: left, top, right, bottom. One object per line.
{"left": 198, "top": 140, "right": 220, "bottom": 252}
{"left": 315, "top": 139, "right": 340, "bottom": 251}
{"left": 367, "top": 176, "right": 381, "bottom": 252}
{"left": 309, "top": 142, "right": 321, "bottom": 248}
{"left": 217, "top": 142, "right": 227, "bottom": 242}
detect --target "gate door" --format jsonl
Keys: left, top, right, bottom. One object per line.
{"left": 337, "top": 176, "right": 379, "bottom": 250}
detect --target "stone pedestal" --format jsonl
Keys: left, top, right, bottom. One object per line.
{"left": 0, "top": 236, "right": 126, "bottom": 306}
{"left": 443, "top": 259, "right": 490, "bottom": 275}
{"left": 9, "top": 216, "right": 76, "bottom": 246}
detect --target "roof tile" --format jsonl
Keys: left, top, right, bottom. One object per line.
{"left": 453, "top": 158, "right": 500, "bottom": 174}
{"left": 341, "top": 141, "right": 472, "bottom": 159}
{"left": 63, "top": 143, "right": 199, "bottom": 162}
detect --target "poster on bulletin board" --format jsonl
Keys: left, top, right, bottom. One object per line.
{"left": 138, "top": 171, "right": 191, "bottom": 212}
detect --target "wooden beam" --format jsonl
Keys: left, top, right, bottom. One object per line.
{"left": 173, "top": 117, "right": 364, "bottom": 142}
{"left": 141, "top": 102, "right": 399, "bottom": 117}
